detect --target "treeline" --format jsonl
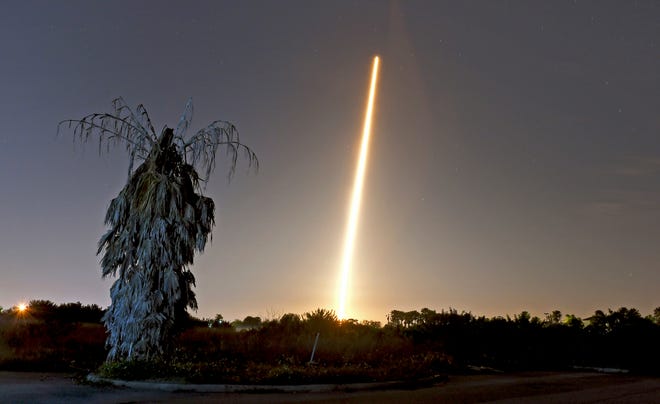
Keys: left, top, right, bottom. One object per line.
{"left": 0, "top": 300, "right": 104, "bottom": 323}
{"left": 1, "top": 302, "right": 658, "bottom": 375}
{"left": 180, "top": 306, "right": 660, "bottom": 374}
{"left": 0, "top": 301, "right": 106, "bottom": 371}
{"left": 384, "top": 306, "right": 660, "bottom": 373}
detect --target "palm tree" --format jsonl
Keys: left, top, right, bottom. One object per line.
{"left": 59, "top": 98, "right": 257, "bottom": 361}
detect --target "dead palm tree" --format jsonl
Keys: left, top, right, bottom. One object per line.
{"left": 59, "top": 97, "right": 257, "bottom": 361}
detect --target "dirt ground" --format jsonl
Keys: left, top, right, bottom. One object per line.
{"left": 1, "top": 370, "right": 659, "bottom": 403}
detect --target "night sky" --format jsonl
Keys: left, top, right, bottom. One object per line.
{"left": 1, "top": 1, "right": 658, "bottom": 322}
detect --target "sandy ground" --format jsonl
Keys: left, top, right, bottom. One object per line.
{"left": 0, "top": 371, "right": 659, "bottom": 403}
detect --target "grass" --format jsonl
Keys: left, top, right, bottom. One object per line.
{"left": 95, "top": 319, "right": 451, "bottom": 384}
{"left": 96, "top": 352, "right": 449, "bottom": 385}
{"left": 0, "top": 312, "right": 450, "bottom": 383}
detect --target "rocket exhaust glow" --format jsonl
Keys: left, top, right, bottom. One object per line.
{"left": 337, "top": 56, "right": 380, "bottom": 319}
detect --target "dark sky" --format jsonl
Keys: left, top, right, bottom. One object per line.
{"left": 1, "top": 1, "right": 658, "bottom": 322}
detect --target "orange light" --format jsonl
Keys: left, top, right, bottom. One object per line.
{"left": 337, "top": 56, "right": 380, "bottom": 319}
{"left": 17, "top": 303, "right": 27, "bottom": 313}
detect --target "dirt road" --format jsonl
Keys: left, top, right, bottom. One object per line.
{"left": 1, "top": 371, "right": 658, "bottom": 403}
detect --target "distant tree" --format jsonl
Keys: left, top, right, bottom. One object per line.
{"left": 279, "top": 313, "right": 303, "bottom": 331}
{"left": 387, "top": 310, "right": 406, "bottom": 327}
{"left": 607, "top": 307, "right": 645, "bottom": 331}
{"left": 242, "top": 316, "right": 262, "bottom": 329}
{"left": 231, "top": 315, "right": 263, "bottom": 330}
{"left": 304, "top": 308, "right": 338, "bottom": 333}
{"left": 279, "top": 313, "right": 301, "bottom": 324}
{"left": 360, "top": 320, "right": 382, "bottom": 329}
{"left": 403, "top": 310, "right": 421, "bottom": 328}
{"left": 56, "top": 302, "right": 105, "bottom": 323}
{"left": 544, "top": 310, "right": 562, "bottom": 326}
{"left": 515, "top": 311, "right": 531, "bottom": 325}
{"left": 652, "top": 307, "right": 660, "bottom": 325}
{"left": 564, "top": 314, "right": 584, "bottom": 329}
{"left": 304, "top": 308, "right": 337, "bottom": 323}
{"left": 28, "top": 300, "right": 57, "bottom": 319}
{"left": 207, "top": 313, "right": 225, "bottom": 328}
{"left": 419, "top": 308, "right": 439, "bottom": 326}
{"left": 60, "top": 98, "right": 257, "bottom": 361}
{"left": 586, "top": 310, "right": 608, "bottom": 334}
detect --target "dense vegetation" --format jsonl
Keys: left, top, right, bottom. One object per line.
{"left": 0, "top": 301, "right": 658, "bottom": 383}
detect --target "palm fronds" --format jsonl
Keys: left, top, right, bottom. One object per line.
{"left": 59, "top": 97, "right": 257, "bottom": 181}
{"left": 62, "top": 98, "right": 257, "bottom": 361}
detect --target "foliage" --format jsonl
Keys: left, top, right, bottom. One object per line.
{"left": 231, "top": 316, "right": 263, "bottom": 330}
{"left": 303, "top": 308, "right": 339, "bottom": 333}
{"left": 0, "top": 322, "right": 105, "bottom": 372}
{"left": 207, "top": 313, "right": 226, "bottom": 328}
{"left": 1, "top": 303, "right": 659, "bottom": 378}
{"left": 97, "top": 353, "right": 448, "bottom": 385}
{"left": 24, "top": 300, "right": 104, "bottom": 323}
{"left": 385, "top": 306, "right": 660, "bottom": 373}
{"left": 653, "top": 307, "right": 660, "bottom": 325}
{"left": 59, "top": 98, "right": 257, "bottom": 362}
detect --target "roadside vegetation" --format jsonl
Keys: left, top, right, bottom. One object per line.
{"left": 0, "top": 301, "right": 658, "bottom": 383}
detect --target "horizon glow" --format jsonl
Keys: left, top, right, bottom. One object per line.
{"left": 337, "top": 56, "right": 380, "bottom": 320}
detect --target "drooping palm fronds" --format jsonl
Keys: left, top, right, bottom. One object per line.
{"left": 58, "top": 97, "right": 258, "bottom": 182}
{"left": 61, "top": 98, "right": 257, "bottom": 361}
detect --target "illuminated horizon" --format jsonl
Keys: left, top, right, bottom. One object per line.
{"left": 337, "top": 56, "right": 380, "bottom": 320}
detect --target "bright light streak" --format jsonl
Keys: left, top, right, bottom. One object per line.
{"left": 17, "top": 303, "right": 27, "bottom": 313}
{"left": 337, "top": 56, "right": 380, "bottom": 319}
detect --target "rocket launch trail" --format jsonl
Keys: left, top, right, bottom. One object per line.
{"left": 337, "top": 56, "right": 380, "bottom": 320}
